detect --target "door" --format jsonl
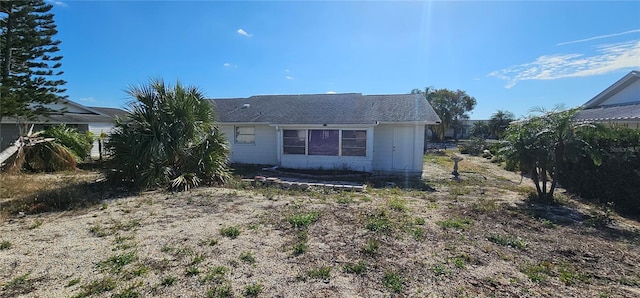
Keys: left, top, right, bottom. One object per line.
{"left": 392, "top": 126, "right": 414, "bottom": 171}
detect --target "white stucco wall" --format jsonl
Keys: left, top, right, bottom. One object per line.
{"left": 219, "top": 124, "right": 278, "bottom": 165}
{"left": 88, "top": 123, "right": 115, "bottom": 159}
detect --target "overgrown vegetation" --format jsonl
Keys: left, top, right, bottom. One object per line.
{"left": 106, "top": 79, "right": 230, "bottom": 191}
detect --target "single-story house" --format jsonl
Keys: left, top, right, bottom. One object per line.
{"left": 0, "top": 100, "right": 127, "bottom": 159}
{"left": 212, "top": 93, "right": 441, "bottom": 175}
{"left": 574, "top": 70, "right": 640, "bottom": 128}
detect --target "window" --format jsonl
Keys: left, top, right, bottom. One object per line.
{"left": 308, "top": 130, "right": 339, "bottom": 156}
{"left": 282, "top": 128, "right": 367, "bottom": 156}
{"left": 283, "top": 129, "right": 306, "bottom": 154}
{"left": 341, "top": 130, "right": 366, "bottom": 156}
{"left": 235, "top": 126, "right": 255, "bottom": 144}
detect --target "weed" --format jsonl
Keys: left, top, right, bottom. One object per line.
{"left": 307, "top": 266, "right": 331, "bottom": 280}
{"left": 130, "top": 265, "right": 149, "bottom": 278}
{"left": 430, "top": 263, "right": 449, "bottom": 276}
{"left": 243, "top": 282, "right": 263, "bottom": 297}
{"left": 361, "top": 239, "right": 380, "bottom": 256}
{"left": 27, "top": 219, "right": 44, "bottom": 229}
{"left": 113, "top": 286, "right": 141, "bottom": 298}
{"left": 3, "top": 272, "right": 31, "bottom": 291}
{"left": 0, "top": 239, "right": 12, "bottom": 250}
{"left": 387, "top": 197, "right": 408, "bottom": 212}
{"left": 540, "top": 218, "right": 557, "bottom": 228}
{"left": 287, "top": 211, "right": 321, "bottom": 228}
{"left": 186, "top": 266, "right": 201, "bottom": 276}
{"left": 202, "top": 266, "right": 229, "bottom": 283}
{"left": 472, "top": 199, "right": 499, "bottom": 212}
{"left": 382, "top": 271, "right": 404, "bottom": 293}
{"left": 365, "top": 210, "right": 393, "bottom": 234}
{"left": 89, "top": 224, "right": 109, "bottom": 237}
{"left": 487, "top": 234, "right": 527, "bottom": 250}
{"left": 292, "top": 241, "right": 308, "bottom": 256}
{"left": 414, "top": 217, "right": 426, "bottom": 225}
{"left": 99, "top": 251, "right": 137, "bottom": 272}
{"left": 100, "top": 202, "right": 108, "bottom": 210}
{"left": 337, "top": 195, "right": 355, "bottom": 204}
{"left": 67, "top": 278, "right": 81, "bottom": 287}
{"left": 436, "top": 218, "right": 472, "bottom": 230}
{"left": 114, "top": 218, "right": 143, "bottom": 231}
{"left": 343, "top": 261, "right": 367, "bottom": 274}
{"left": 220, "top": 226, "right": 241, "bottom": 239}
{"left": 520, "top": 261, "right": 553, "bottom": 283}
{"left": 558, "top": 267, "right": 587, "bottom": 285}
{"left": 191, "top": 254, "right": 206, "bottom": 266}
{"left": 448, "top": 255, "right": 469, "bottom": 269}
{"left": 207, "top": 283, "right": 234, "bottom": 298}
{"left": 204, "top": 238, "right": 219, "bottom": 246}
{"left": 78, "top": 277, "right": 116, "bottom": 296}
{"left": 239, "top": 251, "right": 256, "bottom": 264}
{"left": 161, "top": 276, "right": 175, "bottom": 286}
{"left": 409, "top": 226, "right": 426, "bottom": 240}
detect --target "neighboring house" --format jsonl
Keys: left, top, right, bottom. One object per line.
{"left": 212, "top": 93, "right": 441, "bottom": 175}
{"left": 0, "top": 100, "right": 127, "bottom": 159}
{"left": 574, "top": 70, "right": 640, "bottom": 128}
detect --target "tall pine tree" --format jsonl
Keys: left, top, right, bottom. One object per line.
{"left": 0, "top": 0, "right": 67, "bottom": 122}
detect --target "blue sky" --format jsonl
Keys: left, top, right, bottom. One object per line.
{"left": 49, "top": 1, "right": 640, "bottom": 119}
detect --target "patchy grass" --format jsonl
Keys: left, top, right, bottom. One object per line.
{"left": 0, "top": 239, "right": 12, "bottom": 250}
{"left": 220, "top": 226, "right": 241, "bottom": 239}
{"left": 382, "top": 271, "right": 404, "bottom": 293}
{"left": 307, "top": 266, "right": 331, "bottom": 280}
{"left": 487, "top": 234, "right": 527, "bottom": 250}
{"left": 436, "top": 218, "right": 473, "bottom": 230}
{"left": 287, "top": 211, "right": 321, "bottom": 228}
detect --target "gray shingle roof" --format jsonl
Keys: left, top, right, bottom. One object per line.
{"left": 574, "top": 103, "right": 640, "bottom": 122}
{"left": 211, "top": 93, "right": 441, "bottom": 125}
{"left": 0, "top": 107, "right": 127, "bottom": 124}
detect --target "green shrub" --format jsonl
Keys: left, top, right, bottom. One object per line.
{"left": 459, "top": 137, "right": 487, "bottom": 156}
{"left": 220, "top": 226, "right": 241, "bottom": 239}
{"left": 558, "top": 126, "right": 640, "bottom": 215}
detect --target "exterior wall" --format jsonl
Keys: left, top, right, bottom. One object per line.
{"left": 278, "top": 126, "right": 374, "bottom": 172}
{"left": 88, "top": 123, "right": 115, "bottom": 159}
{"left": 602, "top": 80, "right": 640, "bottom": 106}
{"left": 220, "top": 124, "right": 278, "bottom": 165}
{"left": 372, "top": 124, "right": 424, "bottom": 175}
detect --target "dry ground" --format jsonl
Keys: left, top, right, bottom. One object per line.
{"left": 1, "top": 151, "right": 639, "bottom": 297}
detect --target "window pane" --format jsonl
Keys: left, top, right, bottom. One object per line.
{"left": 283, "top": 129, "right": 306, "bottom": 155}
{"left": 342, "top": 148, "right": 366, "bottom": 156}
{"left": 342, "top": 130, "right": 366, "bottom": 156}
{"left": 283, "top": 137, "right": 305, "bottom": 147}
{"left": 235, "top": 126, "right": 254, "bottom": 135}
{"left": 308, "top": 130, "right": 339, "bottom": 156}
{"left": 283, "top": 146, "right": 306, "bottom": 155}
{"left": 342, "top": 139, "right": 366, "bottom": 148}
{"left": 235, "top": 126, "right": 255, "bottom": 144}
{"left": 236, "top": 134, "right": 255, "bottom": 143}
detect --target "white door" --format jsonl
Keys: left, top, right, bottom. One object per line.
{"left": 392, "top": 126, "right": 414, "bottom": 171}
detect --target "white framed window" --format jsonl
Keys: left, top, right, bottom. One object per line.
{"left": 341, "top": 130, "right": 366, "bottom": 156}
{"left": 282, "top": 128, "right": 367, "bottom": 156}
{"left": 235, "top": 126, "right": 255, "bottom": 144}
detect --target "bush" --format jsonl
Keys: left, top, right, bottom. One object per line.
{"left": 106, "top": 79, "right": 230, "bottom": 190}
{"left": 41, "top": 124, "right": 93, "bottom": 161}
{"left": 459, "top": 137, "right": 487, "bottom": 156}
{"left": 558, "top": 126, "right": 640, "bottom": 215}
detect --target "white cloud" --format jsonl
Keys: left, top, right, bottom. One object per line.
{"left": 79, "top": 97, "right": 95, "bottom": 102}
{"left": 489, "top": 40, "right": 640, "bottom": 88}
{"left": 285, "top": 75, "right": 294, "bottom": 80}
{"left": 46, "top": 0, "right": 67, "bottom": 7}
{"left": 237, "top": 28, "right": 252, "bottom": 37}
{"left": 223, "top": 63, "right": 237, "bottom": 68}
{"left": 326, "top": 91, "right": 337, "bottom": 94}
{"left": 557, "top": 29, "right": 640, "bottom": 46}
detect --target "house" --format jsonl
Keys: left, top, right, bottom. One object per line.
{"left": 212, "top": 93, "right": 441, "bottom": 175}
{"left": 574, "top": 70, "right": 640, "bottom": 128}
{"left": 0, "top": 100, "right": 127, "bottom": 159}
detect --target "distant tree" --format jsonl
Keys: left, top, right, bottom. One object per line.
{"left": 412, "top": 87, "right": 477, "bottom": 141}
{"left": 488, "top": 110, "right": 515, "bottom": 139}
{"left": 469, "top": 121, "right": 491, "bottom": 139}
{"left": 107, "top": 79, "right": 230, "bottom": 191}
{"left": 0, "top": 0, "right": 67, "bottom": 122}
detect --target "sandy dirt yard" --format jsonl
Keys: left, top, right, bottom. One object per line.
{"left": 1, "top": 152, "right": 639, "bottom": 297}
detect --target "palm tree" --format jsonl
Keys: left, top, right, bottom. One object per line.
{"left": 107, "top": 79, "right": 230, "bottom": 190}
{"left": 488, "top": 110, "right": 515, "bottom": 139}
{"left": 500, "top": 109, "right": 596, "bottom": 202}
